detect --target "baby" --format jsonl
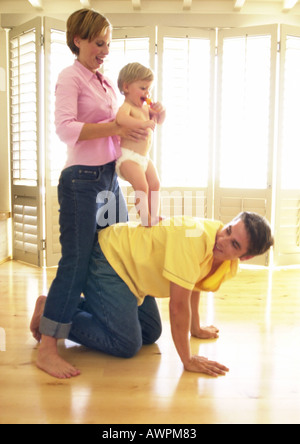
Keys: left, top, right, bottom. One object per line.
{"left": 116, "top": 63, "right": 166, "bottom": 226}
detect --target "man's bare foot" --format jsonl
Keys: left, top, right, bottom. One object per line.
{"left": 30, "top": 295, "right": 47, "bottom": 342}
{"left": 191, "top": 325, "right": 219, "bottom": 339}
{"left": 36, "top": 336, "right": 81, "bottom": 379}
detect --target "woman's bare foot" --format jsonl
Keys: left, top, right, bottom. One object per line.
{"left": 30, "top": 295, "right": 47, "bottom": 342}
{"left": 37, "top": 336, "right": 81, "bottom": 379}
{"left": 30, "top": 297, "right": 80, "bottom": 378}
{"left": 191, "top": 325, "right": 219, "bottom": 339}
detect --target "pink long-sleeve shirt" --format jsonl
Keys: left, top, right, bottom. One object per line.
{"left": 55, "top": 60, "right": 121, "bottom": 169}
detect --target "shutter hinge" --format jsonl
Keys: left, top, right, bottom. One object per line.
{"left": 40, "top": 34, "right": 44, "bottom": 47}
{"left": 277, "top": 41, "right": 281, "bottom": 53}
{"left": 41, "top": 239, "right": 46, "bottom": 250}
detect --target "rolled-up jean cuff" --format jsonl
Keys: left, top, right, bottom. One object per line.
{"left": 39, "top": 315, "right": 72, "bottom": 339}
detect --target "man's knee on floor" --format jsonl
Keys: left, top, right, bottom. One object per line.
{"left": 116, "top": 336, "right": 143, "bottom": 359}
{"left": 142, "top": 321, "right": 162, "bottom": 345}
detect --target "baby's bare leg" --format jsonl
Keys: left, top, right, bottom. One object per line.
{"left": 146, "top": 160, "right": 161, "bottom": 225}
{"left": 119, "top": 160, "right": 151, "bottom": 226}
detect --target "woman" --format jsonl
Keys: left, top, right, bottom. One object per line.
{"left": 30, "top": 9, "right": 147, "bottom": 379}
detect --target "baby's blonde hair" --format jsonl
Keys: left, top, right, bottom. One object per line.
{"left": 118, "top": 63, "right": 154, "bottom": 95}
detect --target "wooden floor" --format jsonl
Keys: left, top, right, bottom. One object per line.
{"left": 1, "top": 260, "right": 300, "bottom": 424}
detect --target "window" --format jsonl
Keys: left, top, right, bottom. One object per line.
{"left": 280, "top": 34, "right": 300, "bottom": 190}
{"left": 218, "top": 34, "right": 272, "bottom": 189}
{"left": 274, "top": 25, "right": 300, "bottom": 266}
{"left": 158, "top": 33, "right": 214, "bottom": 187}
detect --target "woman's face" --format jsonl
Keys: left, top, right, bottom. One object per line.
{"left": 75, "top": 27, "right": 112, "bottom": 73}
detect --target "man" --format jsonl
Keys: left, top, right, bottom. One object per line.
{"left": 31, "top": 212, "right": 274, "bottom": 379}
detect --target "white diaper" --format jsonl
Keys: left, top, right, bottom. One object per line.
{"left": 116, "top": 148, "right": 149, "bottom": 181}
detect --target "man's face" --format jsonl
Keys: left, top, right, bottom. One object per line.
{"left": 213, "top": 219, "right": 251, "bottom": 262}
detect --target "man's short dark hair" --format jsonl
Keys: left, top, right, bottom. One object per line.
{"left": 235, "top": 212, "right": 274, "bottom": 257}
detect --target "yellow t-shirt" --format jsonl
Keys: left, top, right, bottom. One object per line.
{"left": 98, "top": 216, "right": 239, "bottom": 305}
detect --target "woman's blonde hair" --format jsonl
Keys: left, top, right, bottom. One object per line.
{"left": 67, "top": 9, "right": 112, "bottom": 56}
{"left": 118, "top": 63, "right": 154, "bottom": 94}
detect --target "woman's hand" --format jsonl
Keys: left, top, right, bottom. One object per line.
{"left": 115, "top": 122, "right": 148, "bottom": 142}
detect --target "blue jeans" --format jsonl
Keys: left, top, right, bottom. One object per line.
{"left": 68, "top": 242, "right": 162, "bottom": 358}
{"left": 40, "top": 162, "right": 128, "bottom": 339}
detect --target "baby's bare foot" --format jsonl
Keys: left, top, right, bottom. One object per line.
{"left": 30, "top": 295, "right": 47, "bottom": 342}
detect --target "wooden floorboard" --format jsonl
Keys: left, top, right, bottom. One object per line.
{"left": 0, "top": 260, "right": 300, "bottom": 424}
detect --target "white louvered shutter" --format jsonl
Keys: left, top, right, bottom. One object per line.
{"left": 215, "top": 26, "right": 278, "bottom": 266}
{"left": 156, "top": 27, "right": 216, "bottom": 219}
{"left": 10, "top": 18, "right": 44, "bottom": 266}
{"left": 274, "top": 25, "right": 300, "bottom": 266}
